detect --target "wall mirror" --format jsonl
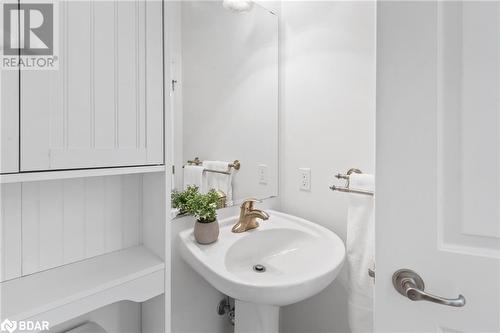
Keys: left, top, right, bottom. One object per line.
{"left": 170, "top": 1, "right": 279, "bottom": 214}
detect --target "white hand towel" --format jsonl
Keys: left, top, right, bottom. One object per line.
{"left": 346, "top": 173, "right": 374, "bottom": 333}
{"left": 202, "top": 160, "right": 233, "bottom": 206}
{"left": 183, "top": 165, "right": 207, "bottom": 193}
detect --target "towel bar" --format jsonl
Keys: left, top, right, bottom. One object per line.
{"left": 184, "top": 157, "right": 241, "bottom": 175}
{"left": 330, "top": 168, "right": 374, "bottom": 196}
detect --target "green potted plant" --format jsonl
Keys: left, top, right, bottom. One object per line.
{"left": 186, "top": 189, "right": 220, "bottom": 244}
{"left": 171, "top": 185, "right": 199, "bottom": 215}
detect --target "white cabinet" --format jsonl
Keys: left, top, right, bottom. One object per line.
{"left": 20, "top": 1, "right": 164, "bottom": 171}
{"left": 1, "top": 70, "right": 19, "bottom": 174}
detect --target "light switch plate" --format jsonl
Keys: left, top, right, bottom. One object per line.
{"left": 258, "top": 164, "right": 268, "bottom": 184}
{"left": 299, "top": 168, "right": 311, "bottom": 191}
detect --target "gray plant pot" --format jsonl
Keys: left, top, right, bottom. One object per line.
{"left": 194, "top": 219, "right": 219, "bottom": 244}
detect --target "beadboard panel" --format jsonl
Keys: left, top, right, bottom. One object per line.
{"left": 1, "top": 184, "right": 22, "bottom": 281}
{"left": 1, "top": 175, "right": 143, "bottom": 281}
{"left": 63, "top": 179, "right": 87, "bottom": 264}
{"left": 121, "top": 175, "right": 142, "bottom": 248}
{"left": 0, "top": 70, "right": 19, "bottom": 174}
{"left": 20, "top": 0, "right": 164, "bottom": 171}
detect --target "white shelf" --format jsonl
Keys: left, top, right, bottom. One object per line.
{"left": 0, "top": 246, "right": 165, "bottom": 326}
{"left": 0, "top": 165, "right": 166, "bottom": 184}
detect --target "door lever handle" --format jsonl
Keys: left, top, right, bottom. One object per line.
{"left": 393, "top": 269, "right": 466, "bottom": 307}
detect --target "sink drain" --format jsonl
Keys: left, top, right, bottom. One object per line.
{"left": 253, "top": 264, "right": 266, "bottom": 273}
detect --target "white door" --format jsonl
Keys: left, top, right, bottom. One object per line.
{"left": 20, "top": 0, "right": 164, "bottom": 171}
{"left": 375, "top": 1, "right": 500, "bottom": 332}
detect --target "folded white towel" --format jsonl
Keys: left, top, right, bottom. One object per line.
{"left": 183, "top": 165, "right": 207, "bottom": 193}
{"left": 202, "top": 160, "right": 233, "bottom": 206}
{"left": 346, "top": 173, "right": 374, "bottom": 333}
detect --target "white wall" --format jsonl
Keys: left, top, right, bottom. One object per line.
{"left": 279, "top": 2, "right": 376, "bottom": 333}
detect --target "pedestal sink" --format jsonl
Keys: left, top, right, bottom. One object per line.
{"left": 178, "top": 210, "right": 345, "bottom": 333}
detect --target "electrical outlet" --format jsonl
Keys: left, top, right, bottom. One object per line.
{"left": 299, "top": 168, "right": 311, "bottom": 191}
{"left": 258, "top": 164, "right": 268, "bottom": 184}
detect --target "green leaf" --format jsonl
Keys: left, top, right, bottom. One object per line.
{"left": 173, "top": 187, "right": 219, "bottom": 222}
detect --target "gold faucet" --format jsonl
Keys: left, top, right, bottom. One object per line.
{"left": 232, "top": 199, "right": 270, "bottom": 233}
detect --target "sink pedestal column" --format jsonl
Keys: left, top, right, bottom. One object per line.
{"left": 235, "top": 300, "right": 279, "bottom": 333}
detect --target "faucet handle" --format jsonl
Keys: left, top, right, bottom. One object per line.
{"left": 241, "top": 198, "right": 262, "bottom": 210}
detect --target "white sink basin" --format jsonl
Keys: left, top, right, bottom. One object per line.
{"left": 178, "top": 210, "right": 345, "bottom": 332}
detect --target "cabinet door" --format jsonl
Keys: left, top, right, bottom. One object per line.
{"left": 1, "top": 70, "right": 19, "bottom": 174}
{"left": 20, "top": 0, "right": 164, "bottom": 171}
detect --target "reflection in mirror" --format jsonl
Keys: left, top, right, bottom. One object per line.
{"left": 171, "top": 1, "right": 279, "bottom": 215}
